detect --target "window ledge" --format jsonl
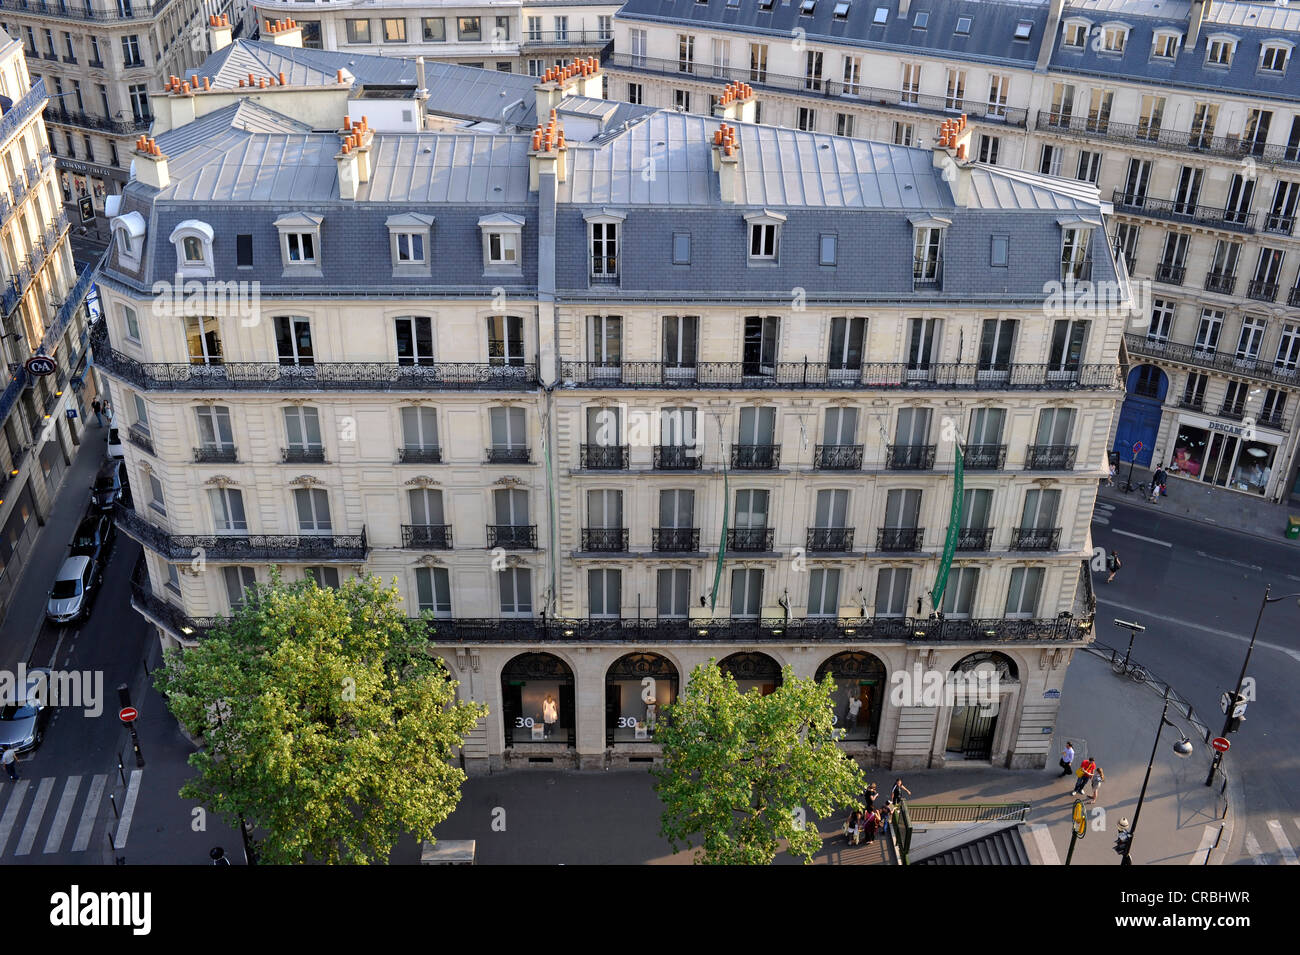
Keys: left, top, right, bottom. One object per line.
{"left": 281, "top": 264, "right": 323, "bottom": 279}
{"left": 392, "top": 263, "right": 432, "bottom": 278}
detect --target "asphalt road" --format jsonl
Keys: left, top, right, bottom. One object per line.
{"left": 1091, "top": 494, "right": 1300, "bottom": 865}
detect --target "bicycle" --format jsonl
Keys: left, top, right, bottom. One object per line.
{"left": 1110, "top": 651, "right": 1148, "bottom": 683}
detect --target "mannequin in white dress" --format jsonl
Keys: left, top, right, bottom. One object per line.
{"left": 846, "top": 694, "right": 862, "bottom": 728}
{"left": 542, "top": 694, "right": 558, "bottom": 737}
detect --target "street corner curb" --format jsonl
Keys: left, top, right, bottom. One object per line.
{"left": 1206, "top": 769, "right": 1244, "bottom": 865}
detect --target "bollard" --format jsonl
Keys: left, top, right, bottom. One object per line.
{"left": 108, "top": 792, "right": 119, "bottom": 819}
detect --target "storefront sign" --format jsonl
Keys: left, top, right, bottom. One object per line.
{"left": 1208, "top": 420, "right": 1247, "bottom": 437}
{"left": 57, "top": 159, "right": 123, "bottom": 180}
{"left": 24, "top": 355, "right": 56, "bottom": 376}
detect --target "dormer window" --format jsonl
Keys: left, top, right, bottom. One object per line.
{"left": 386, "top": 212, "right": 434, "bottom": 277}
{"left": 169, "top": 219, "right": 214, "bottom": 278}
{"left": 1207, "top": 36, "right": 1235, "bottom": 67}
{"left": 478, "top": 212, "right": 524, "bottom": 275}
{"left": 909, "top": 215, "right": 949, "bottom": 289}
{"left": 1062, "top": 20, "right": 1089, "bottom": 49}
{"left": 834, "top": 2, "right": 850, "bottom": 19}
{"left": 1261, "top": 42, "right": 1291, "bottom": 74}
{"left": 873, "top": 7, "right": 887, "bottom": 25}
{"left": 1152, "top": 31, "right": 1180, "bottom": 59}
{"left": 801, "top": 0, "right": 816, "bottom": 14}
{"left": 744, "top": 210, "right": 785, "bottom": 263}
{"left": 912, "top": 11, "right": 927, "bottom": 29}
{"left": 1058, "top": 217, "right": 1100, "bottom": 282}
{"left": 1014, "top": 20, "right": 1032, "bottom": 41}
{"left": 110, "top": 210, "right": 146, "bottom": 270}
{"left": 1101, "top": 24, "right": 1127, "bottom": 54}
{"left": 273, "top": 212, "right": 323, "bottom": 277}
{"left": 955, "top": 17, "right": 971, "bottom": 36}
{"left": 584, "top": 209, "right": 624, "bottom": 280}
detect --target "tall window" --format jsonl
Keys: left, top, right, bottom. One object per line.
{"left": 495, "top": 488, "right": 529, "bottom": 526}
{"left": 274, "top": 316, "right": 313, "bottom": 365}
{"left": 209, "top": 487, "right": 247, "bottom": 533}
{"left": 589, "top": 569, "right": 621, "bottom": 618}
{"left": 588, "top": 315, "right": 622, "bottom": 368}
{"left": 941, "top": 567, "right": 979, "bottom": 618}
{"left": 1236, "top": 317, "right": 1267, "bottom": 360}
{"left": 1137, "top": 94, "right": 1165, "bottom": 140}
{"left": 843, "top": 56, "right": 861, "bottom": 95}
{"left": 807, "top": 569, "right": 841, "bottom": 617}
{"left": 184, "top": 316, "right": 222, "bottom": 364}
{"left": 913, "top": 227, "right": 942, "bottom": 281}
{"left": 900, "top": 63, "right": 920, "bottom": 104}
{"left": 499, "top": 568, "right": 532, "bottom": 616}
{"left": 1276, "top": 323, "right": 1300, "bottom": 371}
{"left": 408, "top": 487, "right": 445, "bottom": 526}
{"left": 487, "top": 315, "right": 525, "bottom": 366}
{"left": 662, "top": 316, "right": 698, "bottom": 371}
{"left": 823, "top": 407, "right": 857, "bottom": 446}
{"left": 978, "top": 319, "right": 1017, "bottom": 371}
{"left": 395, "top": 316, "right": 433, "bottom": 365}
{"left": 304, "top": 567, "right": 341, "bottom": 589}
{"left": 1020, "top": 488, "right": 1060, "bottom": 530}
{"left": 120, "top": 34, "right": 141, "bottom": 66}
{"left": 1005, "top": 567, "right": 1044, "bottom": 618}
{"left": 284, "top": 407, "right": 323, "bottom": 454}
{"left": 805, "top": 50, "right": 823, "bottom": 91}
{"left": 1148, "top": 299, "right": 1175, "bottom": 342}
{"left": 828, "top": 316, "right": 865, "bottom": 371}
{"left": 944, "top": 68, "right": 965, "bottom": 110}
{"left": 630, "top": 28, "right": 646, "bottom": 66}
{"left": 415, "top": 567, "right": 451, "bottom": 617}
{"left": 906, "top": 317, "right": 940, "bottom": 370}
{"left": 875, "top": 567, "right": 911, "bottom": 617}
{"left": 749, "top": 43, "right": 768, "bottom": 82}
{"left": 1061, "top": 227, "right": 1091, "bottom": 281}
{"left": 742, "top": 316, "right": 779, "bottom": 376}
{"left": 657, "top": 569, "right": 691, "bottom": 618}
{"left": 196, "top": 406, "right": 234, "bottom": 451}
{"left": 734, "top": 489, "right": 769, "bottom": 528}
{"left": 401, "top": 407, "right": 439, "bottom": 452}
{"left": 1035, "top": 408, "right": 1075, "bottom": 446}
{"left": 987, "top": 74, "right": 1008, "bottom": 118}
{"left": 730, "top": 569, "right": 763, "bottom": 619}
{"left": 1195, "top": 308, "right": 1223, "bottom": 353}
{"left": 961, "top": 487, "right": 993, "bottom": 531}
{"left": 223, "top": 567, "right": 257, "bottom": 611}
{"left": 677, "top": 34, "right": 694, "bottom": 73}
{"left": 587, "top": 489, "right": 623, "bottom": 529}
{"left": 738, "top": 406, "right": 776, "bottom": 448}
{"left": 294, "top": 488, "right": 332, "bottom": 533}
{"left": 1048, "top": 319, "right": 1088, "bottom": 371}
{"left": 591, "top": 222, "right": 617, "bottom": 277}
{"left": 490, "top": 407, "right": 527, "bottom": 451}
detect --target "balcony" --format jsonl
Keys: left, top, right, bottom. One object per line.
{"left": 581, "top": 528, "right": 628, "bottom": 552}
{"left": 521, "top": 29, "right": 610, "bottom": 49}
{"left": 1263, "top": 213, "right": 1296, "bottom": 236}
{"left": 401, "top": 524, "right": 453, "bottom": 549}
{"left": 128, "top": 555, "right": 224, "bottom": 643}
{"left": 487, "top": 524, "right": 537, "bottom": 550}
{"left": 1012, "top": 527, "right": 1061, "bottom": 551}
{"left": 877, "top": 527, "right": 924, "bottom": 551}
{"left": 43, "top": 103, "right": 152, "bottom": 135}
{"left": 193, "top": 446, "right": 237, "bottom": 464}
{"left": 579, "top": 444, "right": 628, "bottom": 470}
{"left": 806, "top": 527, "right": 854, "bottom": 552}
{"left": 126, "top": 424, "right": 153, "bottom": 455}
{"left": 1290, "top": 286, "right": 1300, "bottom": 308}
{"left": 115, "top": 506, "right": 368, "bottom": 562}
{"left": 1257, "top": 410, "right": 1288, "bottom": 431}
{"left": 653, "top": 445, "right": 701, "bottom": 470}
{"left": 956, "top": 527, "right": 994, "bottom": 551}
{"left": 730, "top": 444, "right": 780, "bottom": 469}
{"left": 486, "top": 447, "right": 530, "bottom": 464}
{"left": 1204, "top": 272, "right": 1237, "bottom": 295}
{"left": 913, "top": 255, "right": 943, "bottom": 291}
{"left": 559, "top": 359, "right": 1122, "bottom": 391}
{"left": 652, "top": 528, "right": 700, "bottom": 552}
{"left": 1130, "top": 334, "right": 1300, "bottom": 388}
{"left": 0, "top": 80, "right": 46, "bottom": 151}
{"left": 1177, "top": 395, "right": 1205, "bottom": 412}
{"left": 814, "top": 444, "right": 864, "bottom": 469}
{"left": 1153, "top": 262, "right": 1187, "bottom": 286}
{"left": 963, "top": 444, "right": 1006, "bottom": 470}
{"left": 1217, "top": 401, "right": 1246, "bottom": 421}
{"left": 282, "top": 447, "right": 326, "bottom": 464}
{"left": 727, "top": 527, "right": 773, "bottom": 552}
{"left": 88, "top": 324, "right": 540, "bottom": 393}
{"left": 1025, "top": 445, "right": 1077, "bottom": 470}
{"left": 1247, "top": 280, "right": 1279, "bottom": 303}
{"left": 398, "top": 446, "right": 442, "bottom": 464}
{"left": 1110, "top": 190, "right": 1257, "bottom": 232}
{"left": 1036, "top": 110, "right": 1300, "bottom": 167}
{"left": 886, "top": 444, "right": 937, "bottom": 469}
{"left": 605, "top": 52, "right": 1029, "bottom": 127}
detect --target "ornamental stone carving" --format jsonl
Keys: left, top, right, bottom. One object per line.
{"left": 405, "top": 476, "right": 441, "bottom": 488}
{"left": 416, "top": 554, "right": 446, "bottom": 567}
{"left": 493, "top": 476, "right": 526, "bottom": 488}
{"left": 289, "top": 475, "right": 326, "bottom": 487}
{"left": 203, "top": 475, "right": 237, "bottom": 488}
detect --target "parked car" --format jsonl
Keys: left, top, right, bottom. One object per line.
{"left": 45, "top": 555, "right": 101, "bottom": 625}
{"left": 69, "top": 511, "right": 114, "bottom": 566}
{"left": 91, "top": 460, "right": 126, "bottom": 511}
{"left": 106, "top": 426, "right": 123, "bottom": 459}
{"left": 0, "top": 667, "right": 52, "bottom": 754}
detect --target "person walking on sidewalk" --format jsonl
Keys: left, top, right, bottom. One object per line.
{"left": 845, "top": 809, "right": 862, "bottom": 846}
{"left": 1107, "top": 462, "right": 1116, "bottom": 487}
{"left": 891, "top": 778, "right": 911, "bottom": 804}
{"left": 91, "top": 398, "right": 103, "bottom": 426}
{"left": 1088, "top": 765, "right": 1105, "bottom": 803}
{"left": 1150, "top": 467, "right": 1167, "bottom": 504}
{"left": 1106, "top": 550, "right": 1122, "bottom": 584}
{"left": 2, "top": 747, "right": 17, "bottom": 781}
{"left": 1059, "top": 741, "right": 1075, "bottom": 776}
{"left": 863, "top": 782, "right": 878, "bottom": 812}
{"left": 862, "top": 808, "right": 880, "bottom": 844}
{"left": 879, "top": 801, "right": 894, "bottom": 840}
{"left": 1073, "top": 757, "right": 1096, "bottom": 795}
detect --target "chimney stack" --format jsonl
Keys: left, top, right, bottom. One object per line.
{"left": 533, "top": 57, "right": 602, "bottom": 118}
{"left": 209, "top": 13, "right": 232, "bottom": 53}
{"left": 711, "top": 81, "right": 757, "bottom": 124}
{"left": 529, "top": 110, "right": 568, "bottom": 191}
{"left": 712, "top": 123, "right": 740, "bottom": 203}
{"left": 933, "top": 115, "right": 974, "bottom": 206}
{"left": 1037, "top": 0, "right": 1066, "bottom": 70}
{"left": 264, "top": 17, "right": 304, "bottom": 48}
{"left": 133, "top": 136, "right": 170, "bottom": 190}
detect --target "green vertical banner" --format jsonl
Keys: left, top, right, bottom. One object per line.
{"left": 710, "top": 469, "right": 729, "bottom": 612}
{"left": 929, "top": 443, "right": 964, "bottom": 612}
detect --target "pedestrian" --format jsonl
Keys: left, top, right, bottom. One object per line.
{"left": 845, "top": 809, "right": 862, "bottom": 846}
{"left": 891, "top": 778, "right": 911, "bottom": 804}
{"left": 1107, "top": 462, "right": 1116, "bottom": 487}
{"left": 1149, "top": 466, "right": 1167, "bottom": 503}
{"left": 210, "top": 846, "right": 230, "bottom": 865}
{"left": 1088, "top": 765, "right": 1104, "bottom": 803}
{"left": 1059, "top": 741, "right": 1075, "bottom": 777}
{"left": 1074, "top": 757, "right": 1095, "bottom": 795}
{"left": 2, "top": 747, "right": 17, "bottom": 781}
{"left": 864, "top": 808, "right": 881, "bottom": 843}
{"left": 1106, "top": 549, "right": 1121, "bottom": 583}
{"left": 864, "top": 782, "right": 878, "bottom": 812}
{"left": 879, "top": 800, "right": 894, "bottom": 839}
{"left": 91, "top": 398, "right": 103, "bottom": 426}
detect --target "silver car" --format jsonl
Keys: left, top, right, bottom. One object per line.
{"left": 0, "top": 667, "right": 52, "bottom": 754}
{"left": 46, "top": 555, "right": 99, "bottom": 625}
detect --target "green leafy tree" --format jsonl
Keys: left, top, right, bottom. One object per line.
{"left": 653, "top": 661, "right": 865, "bottom": 864}
{"left": 155, "top": 571, "right": 486, "bottom": 864}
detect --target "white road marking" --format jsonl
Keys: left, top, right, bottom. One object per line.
{"left": 1266, "top": 819, "right": 1298, "bottom": 865}
{"left": 1095, "top": 597, "right": 1300, "bottom": 664}
{"left": 114, "top": 769, "right": 143, "bottom": 848}
{"left": 46, "top": 627, "right": 74, "bottom": 669}
{"left": 71, "top": 773, "right": 106, "bottom": 852}
{"left": 1027, "top": 823, "right": 1061, "bottom": 864}
{"left": 1112, "top": 529, "right": 1172, "bottom": 547}
{"left": 1096, "top": 502, "right": 1116, "bottom": 511}
{"left": 1191, "top": 824, "right": 1220, "bottom": 865}
{"left": 1093, "top": 516, "right": 1110, "bottom": 525}
{"left": 15, "top": 776, "right": 54, "bottom": 855}
{"left": 43, "top": 775, "right": 80, "bottom": 854}
{"left": 0, "top": 780, "right": 29, "bottom": 855}
{"left": 1194, "top": 551, "right": 1262, "bottom": 572}
{"left": 1245, "top": 831, "right": 1268, "bottom": 864}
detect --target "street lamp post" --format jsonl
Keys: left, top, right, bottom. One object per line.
{"left": 1205, "top": 585, "right": 1300, "bottom": 786}
{"left": 1117, "top": 688, "right": 1193, "bottom": 865}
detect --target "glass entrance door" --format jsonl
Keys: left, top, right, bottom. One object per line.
{"left": 1203, "top": 433, "right": 1238, "bottom": 486}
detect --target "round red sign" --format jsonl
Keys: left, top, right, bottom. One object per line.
{"left": 1211, "top": 737, "right": 1230, "bottom": 753}
{"left": 119, "top": 706, "right": 138, "bottom": 723}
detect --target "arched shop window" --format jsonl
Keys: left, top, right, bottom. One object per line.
{"left": 501, "top": 653, "right": 574, "bottom": 747}
{"left": 718, "top": 651, "right": 782, "bottom": 695}
{"left": 945, "top": 651, "right": 1019, "bottom": 761}
{"left": 606, "top": 653, "right": 679, "bottom": 744}
{"left": 816, "top": 651, "right": 887, "bottom": 743}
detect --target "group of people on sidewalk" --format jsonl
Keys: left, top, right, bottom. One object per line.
{"left": 1058, "top": 741, "right": 1104, "bottom": 802}
{"left": 843, "top": 778, "right": 911, "bottom": 847}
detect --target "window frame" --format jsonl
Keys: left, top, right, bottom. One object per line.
{"left": 273, "top": 212, "right": 323, "bottom": 277}
{"left": 386, "top": 212, "right": 434, "bottom": 277}
{"left": 744, "top": 210, "right": 786, "bottom": 264}
{"left": 478, "top": 213, "right": 524, "bottom": 275}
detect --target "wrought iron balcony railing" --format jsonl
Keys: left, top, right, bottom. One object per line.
{"left": 522, "top": 29, "right": 610, "bottom": 47}
{"left": 126, "top": 424, "right": 153, "bottom": 455}
{"left": 727, "top": 527, "right": 773, "bottom": 552}
{"left": 886, "top": 444, "right": 936, "bottom": 470}
{"left": 193, "top": 446, "right": 237, "bottom": 463}
{"left": 1217, "top": 402, "right": 1246, "bottom": 421}
{"left": 282, "top": 447, "right": 326, "bottom": 464}
{"left": 486, "top": 446, "right": 530, "bottom": 463}
{"left": 1290, "top": 286, "right": 1300, "bottom": 308}
{"left": 579, "top": 444, "right": 629, "bottom": 470}
{"left": 43, "top": 102, "right": 152, "bottom": 134}
{"left": 1247, "top": 279, "right": 1279, "bottom": 302}
{"left": 115, "top": 506, "right": 368, "bottom": 562}
{"left": 1177, "top": 395, "right": 1205, "bottom": 411}
{"left": 956, "top": 527, "right": 994, "bottom": 551}
{"left": 1110, "top": 190, "right": 1257, "bottom": 232}
{"left": 1037, "top": 110, "right": 1299, "bottom": 167}
{"left": 0, "top": 0, "right": 179, "bottom": 22}
{"left": 814, "top": 444, "right": 864, "bottom": 469}
{"left": 1204, "top": 271, "right": 1237, "bottom": 295}
{"left": 402, "top": 524, "right": 452, "bottom": 549}
{"left": 487, "top": 524, "right": 537, "bottom": 550}
{"left": 913, "top": 255, "right": 942, "bottom": 291}
{"left": 652, "top": 527, "right": 700, "bottom": 552}
{"left": 807, "top": 527, "right": 854, "bottom": 552}
{"left": 398, "top": 446, "right": 442, "bottom": 463}
{"left": 653, "top": 445, "right": 701, "bottom": 470}
{"left": 1025, "top": 445, "right": 1077, "bottom": 470}
{"left": 1264, "top": 213, "right": 1296, "bottom": 236}
{"left": 1012, "top": 527, "right": 1062, "bottom": 551}
{"left": 962, "top": 444, "right": 1006, "bottom": 469}
{"left": 877, "top": 527, "right": 924, "bottom": 551}
{"left": 1154, "top": 262, "right": 1186, "bottom": 285}
{"left": 581, "top": 528, "right": 628, "bottom": 552}
{"left": 1129, "top": 334, "right": 1300, "bottom": 387}
{"left": 730, "top": 444, "right": 780, "bottom": 469}
{"left": 0, "top": 79, "right": 46, "bottom": 150}
{"left": 1257, "top": 411, "right": 1288, "bottom": 431}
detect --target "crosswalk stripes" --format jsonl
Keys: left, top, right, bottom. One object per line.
{"left": 14, "top": 777, "right": 54, "bottom": 855}
{"left": 1244, "top": 819, "right": 1300, "bottom": 864}
{"left": 114, "top": 769, "right": 143, "bottom": 849}
{"left": 71, "top": 774, "right": 107, "bottom": 853}
{"left": 1266, "top": 819, "right": 1299, "bottom": 865}
{"left": 0, "top": 772, "right": 112, "bottom": 857}
{"left": 0, "top": 780, "right": 30, "bottom": 856}
{"left": 43, "top": 776, "right": 81, "bottom": 855}
{"left": 1244, "top": 831, "right": 1267, "bottom": 864}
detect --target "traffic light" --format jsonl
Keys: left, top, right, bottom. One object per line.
{"left": 1113, "top": 830, "right": 1131, "bottom": 856}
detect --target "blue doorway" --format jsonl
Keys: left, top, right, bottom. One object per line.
{"left": 1113, "top": 365, "right": 1168, "bottom": 468}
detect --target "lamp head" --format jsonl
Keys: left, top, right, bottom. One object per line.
{"left": 1173, "top": 737, "right": 1194, "bottom": 758}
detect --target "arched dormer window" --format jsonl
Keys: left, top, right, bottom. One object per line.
{"left": 1061, "top": 18, "right": 1091, "bottom": 50}
{"left": 110, "top": 210, "right": 146, "bottom": 270}
{"left": 169, "top": 219, "right": 214, "bottom": 278}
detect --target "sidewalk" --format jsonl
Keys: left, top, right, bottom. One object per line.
{"left": 1100, "top": 468, "right": 1300, "bottom": 546}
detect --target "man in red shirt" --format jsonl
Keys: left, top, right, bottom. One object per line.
{"left": 1073, "top": 757, "right": 1096, "bottom": 796}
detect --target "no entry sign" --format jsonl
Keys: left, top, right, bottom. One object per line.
{"left": 119, "top": 707, "right": 138, "bottom": 723}
{"left": 1211, "top": 737, "right": 1230, "bottom": 753}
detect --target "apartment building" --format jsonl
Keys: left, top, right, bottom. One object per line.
{"left": 92, "top": 55, "right": 1122, "bottom": 773}
{"left": 251, "top": 0, "right": 620, "bottom": 78}
{"left": 0, "top": 0, "right": 212, "bottom": 233}
{"left": 0, "top": 29, "right": 99, "bottom": 620}
{"left": 608, "top": 0, "right": 1300, "bottom": 504}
